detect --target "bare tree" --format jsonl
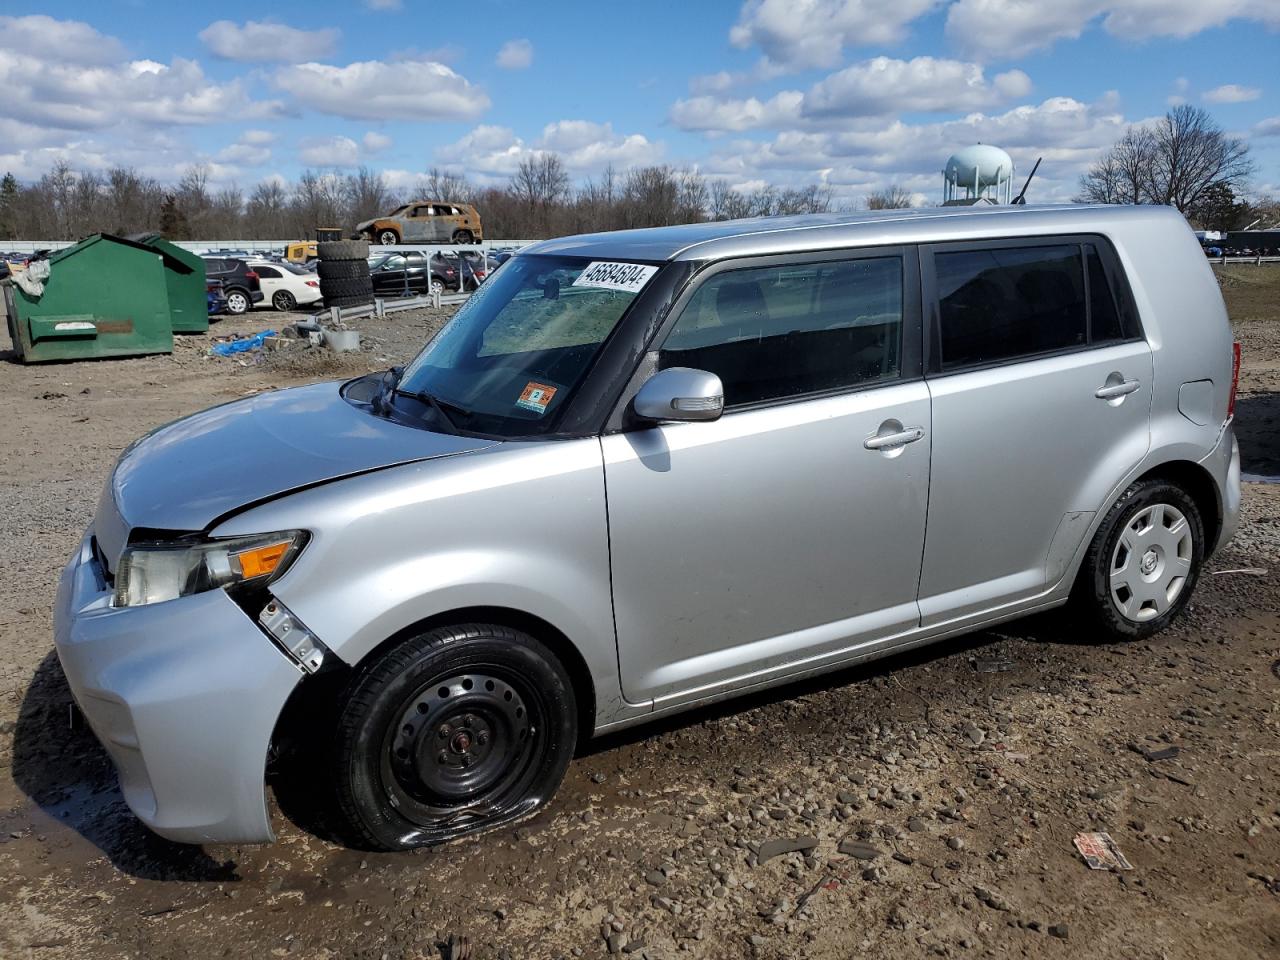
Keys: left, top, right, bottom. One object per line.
{"left": 1146, "top": 105, "right": 1253, "bottom": 213}
{"left": 1077, "top": 106, "right": 1251, "bottom": 213}
{"left": 418, "top": 167, "right": 472, "bottom": 203}
{"left": 345, "top": 167, "right": 393, "bottom": 224}
{"left": 865, "top": 185, "right": 914, "bottom": 210}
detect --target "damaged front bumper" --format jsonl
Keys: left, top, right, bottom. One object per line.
{"left": 53, "top": 533, "right": 303, "bottom": 844}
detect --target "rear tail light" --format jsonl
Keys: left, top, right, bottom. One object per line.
{"left": 1227, "top": 340, "right": 1241, "bottom": 420}
{"left": 306, "top": 280, "right": 319, "bottom": 287}
{"left": 245, "top": 270, "right": 259, "bottom": 280}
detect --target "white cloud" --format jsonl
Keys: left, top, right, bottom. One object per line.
{"left": 299, "top": 135, "right": 360, "bottom": 167}
{"left": 699, "top": 95, "right": 1133, "bottom": 203}
{"left": 0, "top": 49, "right": 286, "bottom": 131}
{"left": 362, "top": 131, "right": 393, "bottom": 152}
{"left": 496, "top": 39, "right": 533, "bottom": 70}
{"left": 672, "top": 56, "right": 1032, "bottom": 132}
{"left": 729, "top": 0, "right": 941, "bottom": 69}
{"left": 804, "top": 57, "right": 1031, "bottom": 117}
{"left": 1253, "top": 117, "right": 1280, "bottom": 138}
{"left": 200, "top": 20, "right": 339, "bottom": 63}
{"left": 947, "top": 1, "right": 1280, "bottom": 61}
{"left": 436, "top": 121, "right": 663, "bottom": 180}
{"left": 0, "top": 14, "right": 126, "bottom": 64}
{"left": 216, "top": 130, "right": 276, "bottom": 167}
{"left": 1203, "top": 84, "right": 1261, "bottom": 104}
{"left": 274, "top": 59, "right": 489, "bottom": 121}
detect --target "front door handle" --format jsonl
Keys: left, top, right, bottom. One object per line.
{"left": 1095, "top": 378, "right": 1140, "bottom": 400}
{"left": 864, "top": 426, "right": 925, "bottom": 451}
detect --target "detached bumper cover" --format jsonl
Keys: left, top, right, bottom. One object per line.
{"left": 53, "top": 534, "right": 302, "bottom": 844}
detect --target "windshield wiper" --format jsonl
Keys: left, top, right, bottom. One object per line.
{"left": 394, "top": 385, "right": 472, "bottom": 433}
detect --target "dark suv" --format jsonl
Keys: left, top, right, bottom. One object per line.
{"left": 202, "top": 258, "right": 264, "bottom": 315}
{"left": 368, "top": 252, "right": 460, "bottom": 297}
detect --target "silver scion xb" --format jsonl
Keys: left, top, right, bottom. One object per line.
{"left": 54, "top": 204, "right": 1241, "bottom": 849}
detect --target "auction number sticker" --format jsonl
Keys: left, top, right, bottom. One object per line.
{"left": 572, "top": 261, "right": 659, "bottom": 293}
{"left": 516, "top": 381, "right": 559, "bottom": 415}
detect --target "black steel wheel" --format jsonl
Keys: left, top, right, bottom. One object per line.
{"left": 334, "top": 623, "right": 577, "bottom": 850}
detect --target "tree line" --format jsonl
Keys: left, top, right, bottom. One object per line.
{"left": 0, "top": 155, "right": 838, "bottom": 243}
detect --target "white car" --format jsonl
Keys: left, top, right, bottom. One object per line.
{"left": 247, "top": 260, "right": 324, "bottom": 311}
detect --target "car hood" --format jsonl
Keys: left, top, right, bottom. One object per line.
{"left": 94, "top": 381, "right": 494, "bottom": 565}
{"left": 355, "top": 218, "right": 376, "bottom": 231}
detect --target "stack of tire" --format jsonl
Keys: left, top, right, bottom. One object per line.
{"left": 317, "top": 239, "right": 374, "bottom": 309}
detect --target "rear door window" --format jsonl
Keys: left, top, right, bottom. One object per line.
{"left": 934, "top": 244, "right": 1086, "bottom": 370}
{"left": 660, "top": 256, "right": 904, "bottom": 408}
{"left": 254, "top": 266, "right": 281, "bottom": 279}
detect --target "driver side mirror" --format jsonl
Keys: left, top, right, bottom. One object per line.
{"left": 633, "top": 367, "right": 724, "bottom": 423}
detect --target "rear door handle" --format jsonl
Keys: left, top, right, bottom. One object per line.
{"left": 864, "top": 427, "right": 925, "bottom": 451}
{"left": 1095, "top": 379, "right": 1140, "bottom": 400}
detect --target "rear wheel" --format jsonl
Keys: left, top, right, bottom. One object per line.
{"left": 334, "top": 624, "right": 577, "bottom": 851}
{"left": 224, "top": 288, "right": 250, "bottom": 315}
{"left": 272, "top": 291, "right": 296, "bottom": 311}
{"left": 430, "top": 278, "right": 445, "bottom": 295}
{"left": 1073, "top": 479, "right": 1204, "bottom": 640}
{"left": 452, "top": 229, "right": 474, "bottom": 244}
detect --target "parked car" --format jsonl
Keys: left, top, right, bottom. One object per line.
{"left": 55, "top": 205, "right": 1239, "bottom": 851}
{"left": 206, "top": 279, "right": 228, "bottom": 316}
{"left": 246, "top": 260, "right": 323, "bottom": 311}
{"left": 201, "top": 258, "right": 264, "bottom": 315}
{"left": 356, "top": 200, "right": 483, "bottom": 245}
{"left": 368, "top": 251, "right": 458, "bottom": 296}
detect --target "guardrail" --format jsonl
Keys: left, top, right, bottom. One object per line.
{"left": 312, "top": 289, "right": 471, "bottom": 326}
{"left": 1211, "top": 255, "right": 1280, "bottom": 265}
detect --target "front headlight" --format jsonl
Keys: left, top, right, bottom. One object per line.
{"left": 113, "top": 531, "right": 307, "bottom": 608}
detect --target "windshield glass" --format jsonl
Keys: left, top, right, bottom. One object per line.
{"left": 397, "top": 254, "right": 658, "bottom": 437}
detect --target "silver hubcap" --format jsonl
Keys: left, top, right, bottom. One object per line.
{"left": 1109, "top": 503, "right": 1193, "bottom": 622}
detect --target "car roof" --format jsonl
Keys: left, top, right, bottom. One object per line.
{"left": 520, "top": 203, "right": 1187, "bottom": 263}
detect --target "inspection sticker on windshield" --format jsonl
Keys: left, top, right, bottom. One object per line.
{"left": 516, "top": 381, "right": 558, "bottom": 415}
{"left": 572, "top": 261, "right": 658, "bottom": 293}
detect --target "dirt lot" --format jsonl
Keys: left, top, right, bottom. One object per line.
{"left": 0, "top": 273, "right": 1277, "bottom": 960}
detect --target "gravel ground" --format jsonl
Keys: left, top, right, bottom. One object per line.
{"left": 0, "top": 275, "right": 1277, "bottom": 960}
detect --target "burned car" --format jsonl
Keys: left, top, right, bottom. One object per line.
{"left": 356, "top": 201, "right": 483, "bottom": 246}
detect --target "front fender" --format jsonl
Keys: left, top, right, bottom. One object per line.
{"left": 211, "top": 439, "right": 625, "bottom": 722}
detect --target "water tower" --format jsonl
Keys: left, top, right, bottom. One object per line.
{"left": 942, "top": 143, "right": 1014, "bottom": 205}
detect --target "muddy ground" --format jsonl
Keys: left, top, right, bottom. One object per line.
{"left": 0, "top": 270, "right": 1277, "bottom": 960}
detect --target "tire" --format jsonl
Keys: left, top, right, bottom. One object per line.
{"left": 376, "top": 229, "right": 400, "bottom": 246}
{"left": 272, "top": 291, "right": 297, "bottom": 311}
{"left": 319, "top": 276, "right": 374, "bottom": 300}
{"left": 318, "top": 259, "right": 369, "bottom": 282}
{"left": 430, "top": 278, "right": 445, "bottom": 295}
{"left": 1073, "top": 478, "right": 1204, "bottom": 640}
{"left": 452, "top": 230, "right": 474, "bottom": 244}
{"left": 318, "top": 239, "right": 369, "bottom": 261}
{"left": 326, "top": 294, "right": 374, "bottom": 309}
{"left": 333, "top": 623, "right": 577, "bottom": 851}
{"left": 224, "top": 288, "right": 251, "bottom": 315}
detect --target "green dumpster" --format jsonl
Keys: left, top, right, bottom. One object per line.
{"left": 129, "top": 233, "right": 208, "bottom": 333}
{"left": 3, "top": 233, "right": 175, "bottom": 363}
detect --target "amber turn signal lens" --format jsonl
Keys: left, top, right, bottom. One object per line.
{"left": 235, "top": 541, "right": 292, "bottom": 579}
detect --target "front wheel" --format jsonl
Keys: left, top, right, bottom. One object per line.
{"left": 1073, "top": 479, "right": 1204, "bottom": 640}
{"left": 377, "top": 229, "right": 399, "bottom": 245}
{"left": 333, "top": 624, "right": 577, "bottom": 851}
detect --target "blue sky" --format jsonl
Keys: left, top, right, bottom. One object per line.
{"left": 2, "top": 1, "right": 1277, "bottom": 205}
